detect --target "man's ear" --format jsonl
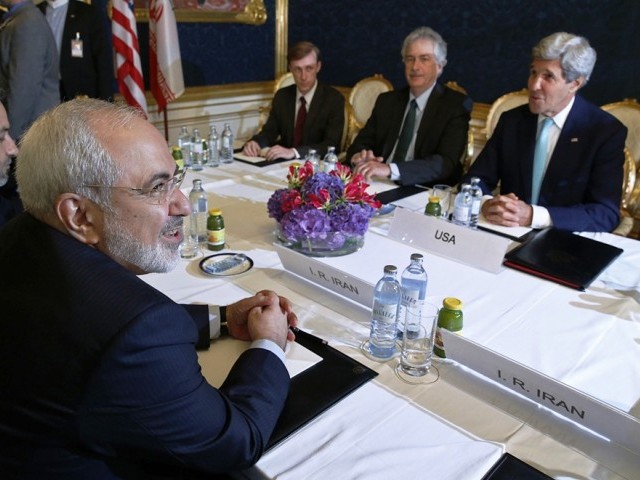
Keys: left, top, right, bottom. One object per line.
{"left": 569, "top": 76, "right": 584, "bottom": 93}
{"left": 55, "top": 193, "right": 102, "bottom": 245}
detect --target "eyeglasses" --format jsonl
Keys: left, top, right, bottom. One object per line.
{"left": 83, "top": 169, "right": 187, "bottom": 205}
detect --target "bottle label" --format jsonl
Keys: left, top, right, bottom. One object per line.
{"left": 207, "top": 228, "right": 225, "bottom": 246}
{"left": 372, "top": 302, "right": 397, "bottom": 324}
{"left": 401, "top": 288, "right": 420, "bottom": 308}
{"left": 453, "top": 205, "right": 470, "bottom": 222}
{"left": 196, "top": 198, "right": 207, "bottom": 212}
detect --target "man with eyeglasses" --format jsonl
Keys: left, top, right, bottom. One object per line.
{"left": 242, "top": 41, "right": 345, "bottom": 161}
{"left": 0, "top": 99, "right": 297, "bottom": 477}
{"left": 348, "top": 26, "right": 472, "bottom": 187}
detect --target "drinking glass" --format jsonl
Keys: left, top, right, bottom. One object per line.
{"left": 431, "top": 184, "right": 452, "bottom": 220}
{"left": 396, "top": 306, "right": 439, "bottom": 384}
{"left": 179, "top": 223, "right": 200, "bottom": 259}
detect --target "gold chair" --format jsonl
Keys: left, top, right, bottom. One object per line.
{"left": 602, "top": 98, "right": 640, "bottom": 169}
{"left": 613, "top": 147, "right": 637, "bottom": 236}
{"left": 257, "top": 72, "right": 297, "bottom": 131}
{"left": 346, "top": 74, "right": 393, "bottom": 146}
{"left": 444, "top": 81, "right": 474, "bottom": 172}
{"left": 485, "top": 88, "right": 529, "bottom": 139}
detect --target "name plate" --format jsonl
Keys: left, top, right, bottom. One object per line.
{"left": 274, "top": 243, "right": 374, "bottom": 308}
{"left": 387, "top": 208, "right": 511, "bottom": 274}
{"left": 442, "top": 329, "right": 640, "bottom": 453}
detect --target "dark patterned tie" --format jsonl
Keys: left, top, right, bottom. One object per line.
{"left": 293, "top": 96, "right": 307, "bottom": 148}
{"left": 392, "top": 99, "right": 417, "bottom": 163}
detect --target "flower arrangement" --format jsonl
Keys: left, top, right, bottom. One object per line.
{"left": 268, "top": 161, "right": 381, "bottom": 255}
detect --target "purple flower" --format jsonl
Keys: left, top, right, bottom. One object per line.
{"left": 280, "top": 207, "right": 331, "bottom": 241}
{"left": 301, "top": 172, "right": 343, "bottom": 202}
{"left": 330, "top": 203, "right": 375, "bottom": 236}
{"left": 267, "top": 188, "right": 289, "bottom": 222}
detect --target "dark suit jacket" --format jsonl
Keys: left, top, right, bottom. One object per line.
{"left": 0, "top": 1, "right": 59, "bottom": 139}
{"left": 463, "top": 95, "right": 627, "bottom": 232}
{"left": 251, "top": 82, "right": 345, "bottom": 157}
{"left": 0, "top": 214, "right": 290, "bottom": 479}
{"left": 38, "top": 0, "right": 114, "bottom": 101}
{"left": 346, "top": 83, "right": 472, "bottom": 187}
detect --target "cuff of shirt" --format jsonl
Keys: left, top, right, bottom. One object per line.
{"left": 389, "top": 162, "right": 400, "bottom": 181}
{"left": 293, "top": 148, "right": 301, "bottom": 159}
{"left": 530, "top": 204, "right": 552, "bottom": 229}
{"left": 208, "top": 305, "right": 222, "bottom": 339}
{"left": 249, "top": 339, "right": 287, "bottom": 364}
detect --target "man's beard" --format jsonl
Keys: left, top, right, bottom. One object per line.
{"left": 103, "top": 213, "right": 182, "bottom": 273}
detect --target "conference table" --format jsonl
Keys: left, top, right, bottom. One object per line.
{"left": 142, "top": 158, "right": 640, "bottom": 479}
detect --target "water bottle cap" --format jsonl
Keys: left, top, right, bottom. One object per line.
{"left": 410, "top": 253, "right": 423, "bottom": 261}
{"left": 383, "top": 265, "right": 397, "bottom": 274}
{"left": 193, "top": 179, "right": 202, "bottom": 186}
{"left": 442, "top": 297, "right": 463, "bottom": 310}
{"left": 209, "top": 208, "right": 222, "bottom": 215}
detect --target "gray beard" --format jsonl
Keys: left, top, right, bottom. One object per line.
{"left": 103, "top": 213, "right": 182, "bottom": 274}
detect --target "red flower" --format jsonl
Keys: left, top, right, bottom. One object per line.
{"left": 281, "top": 189, "right": 302, "bottom": 212}
{"left": 307, "top": 189, "right": 331, "bottom": 209}
{"left": 287, "top": 161, "right": 315, "bottom": 188}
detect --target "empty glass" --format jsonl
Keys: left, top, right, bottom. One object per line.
{"left": 179, "top": 223, "right": 199, "bottom": 259}
{"left": 396, "top": 305, "right": 439, "bottom": 384}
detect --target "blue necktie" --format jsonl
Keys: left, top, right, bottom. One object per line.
{"left": 531, "top": 117, "right": 554, "bottom": 205}
{"left": 392, "top": 99, "right": 417, "bottom": 163}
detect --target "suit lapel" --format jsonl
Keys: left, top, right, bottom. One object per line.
{"left": 281, "top": 85, "right": 297, "bottom": 145}
{"left": 305, "top": 83, "right": 322, "bottom": 139}
{"left": 413, "top": 83, "right": 444, "bottom": 153}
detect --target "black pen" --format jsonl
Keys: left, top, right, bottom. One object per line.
{"left": 289, "top": 326, "right": 328, "bottom": 345}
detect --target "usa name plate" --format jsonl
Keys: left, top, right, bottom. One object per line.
{"left": 387, "top": 208, "right": 511, "bottom": 274}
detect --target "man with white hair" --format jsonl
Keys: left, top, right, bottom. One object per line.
{"left": 0, "top": 89, "right": 20, "bottom": 228}
{"left": 464, "top": 32, "right": 627, "bottom": 232}
{"left": 348, "top": 26, "right": 472, "bottom": 186}
{"left": 0, "top": 99, "right": 297, "bottom": 478}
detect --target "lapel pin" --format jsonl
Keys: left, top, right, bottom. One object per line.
{"left": 571, "top": 138, "right": 579, "bottom": 142}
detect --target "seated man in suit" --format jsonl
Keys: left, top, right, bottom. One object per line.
{"left": 463, "top": 32, "right": 627, "bottom": 232}
{"left": 242, "top": 41, "right": 345, "bottom": 161}
{"left": 0, "top": 90, "right": 21, "bottom": 229}
{"left": 347, "top": 26, "right": 472, "bottom": 187}
{"left": 0, "top": 99, "right": 297, "bottom": 478}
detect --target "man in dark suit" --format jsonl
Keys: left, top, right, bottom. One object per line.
{"left": 243, "top": 41, "right": 345, "bottom": 160}
{"left": 347, "top": 27, "right": 472, "bottom": 187}
{"left": 0, "top": 89, "right": 20, "bottom": 229}
{"left": 38, "top": 0, "right": 113, "bottom": 101}
{"left": 463, "top": 32, "right": 626, "bottom": 233}
{"left": 0, "top": 0, "right": 60, "bottom": 140}
{"left": 0, "top": 99, "right": 297, "bottom": 478}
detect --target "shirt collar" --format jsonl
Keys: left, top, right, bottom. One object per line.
{"left": 411, "top": 84, "right": 436, "bottom": 111}
{"left": 47, "top": 0, "right": 70, "bottom": 8}
{"left": 297, "top": 80, "right": 318, "bottom": 106}
{"left": 539, "top": 95, "right": 575, "bottom": 130}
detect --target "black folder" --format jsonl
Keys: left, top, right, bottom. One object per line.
{"left": 503, "top": 228, "right": 623, "bottom": 291}
{"left": 375, "top": 185, "right": 426, "bottom": 205}
{"left": 266, "top": 328, "right": 378, "bottom": 450}
{"left": 481, "top": 453, "right": 553, "bottom": 480}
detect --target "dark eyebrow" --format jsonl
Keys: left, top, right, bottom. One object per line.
{"left": 141, "top": 171, "right": 173, "bottom": 188}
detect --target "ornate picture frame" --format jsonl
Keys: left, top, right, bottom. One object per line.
{"left": 134, "top": 0, "right": 266, "bottom": 24}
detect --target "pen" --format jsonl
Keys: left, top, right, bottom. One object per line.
{"left": 289, "top": 326, "right": 328, "bottom": 345}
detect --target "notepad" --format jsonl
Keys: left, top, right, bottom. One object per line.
{"left": 503, "top": 228, "right": 623, "bottom": 291}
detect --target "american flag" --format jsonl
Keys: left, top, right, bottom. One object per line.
{"left": 112, "top": 0, "right": 148, "bottom": 116}
{"left": 149, "top": 0, "right": 184, "bottom": 113}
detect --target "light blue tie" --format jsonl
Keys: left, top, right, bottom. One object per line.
{"left": 531, "top": 117, "right": 554, "bottom": 205}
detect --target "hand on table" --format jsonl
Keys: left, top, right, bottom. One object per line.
{"left": 481, "top": 193, "right": 533, "bottom": 227}
{"left": 242, "top": 140, "right": 262, "bottom": 157}
{"left": 264, "top": 145, "right": 297, "bottom": 161}
{"left": 226, "top": 290, "right": 298, "bottom": 350}
{"left": 350, "top": 149, "right": 390, "bottom": 181}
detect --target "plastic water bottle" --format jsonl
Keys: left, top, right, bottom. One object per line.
{"left": 322, "top": 146, "right": 338, "bottom": 173}
{"left": 221, "top": 123, "right": 234, "bottom": 164}
{"left": 452, "top": 184, "right": 472, "bottom": 227}
{"left": 189, "top": 179, "right": 208, "bottom": 243}
{"left": 178, "top": 126, "right": 192, "bottom": 168}
{"left": 399, "top": 253, "right": 428, "bottom": 338}
{"left": 207, "top": 125, "right": 220, "bottom": 167}
{"left": 305, "top": 148, "right": 320, "bottom": 169}
{"left": 368, "top": 265, "right": 401, "bottom": 359}
{"left": 191, "top": 128, "right": 204, "bottom": 171}
{"left": 469, "top": 177, "right": 483, "bottom": 229}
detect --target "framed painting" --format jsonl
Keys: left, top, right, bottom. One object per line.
{"left": 134, "top": 0, "right": 267, "bottom": 24}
